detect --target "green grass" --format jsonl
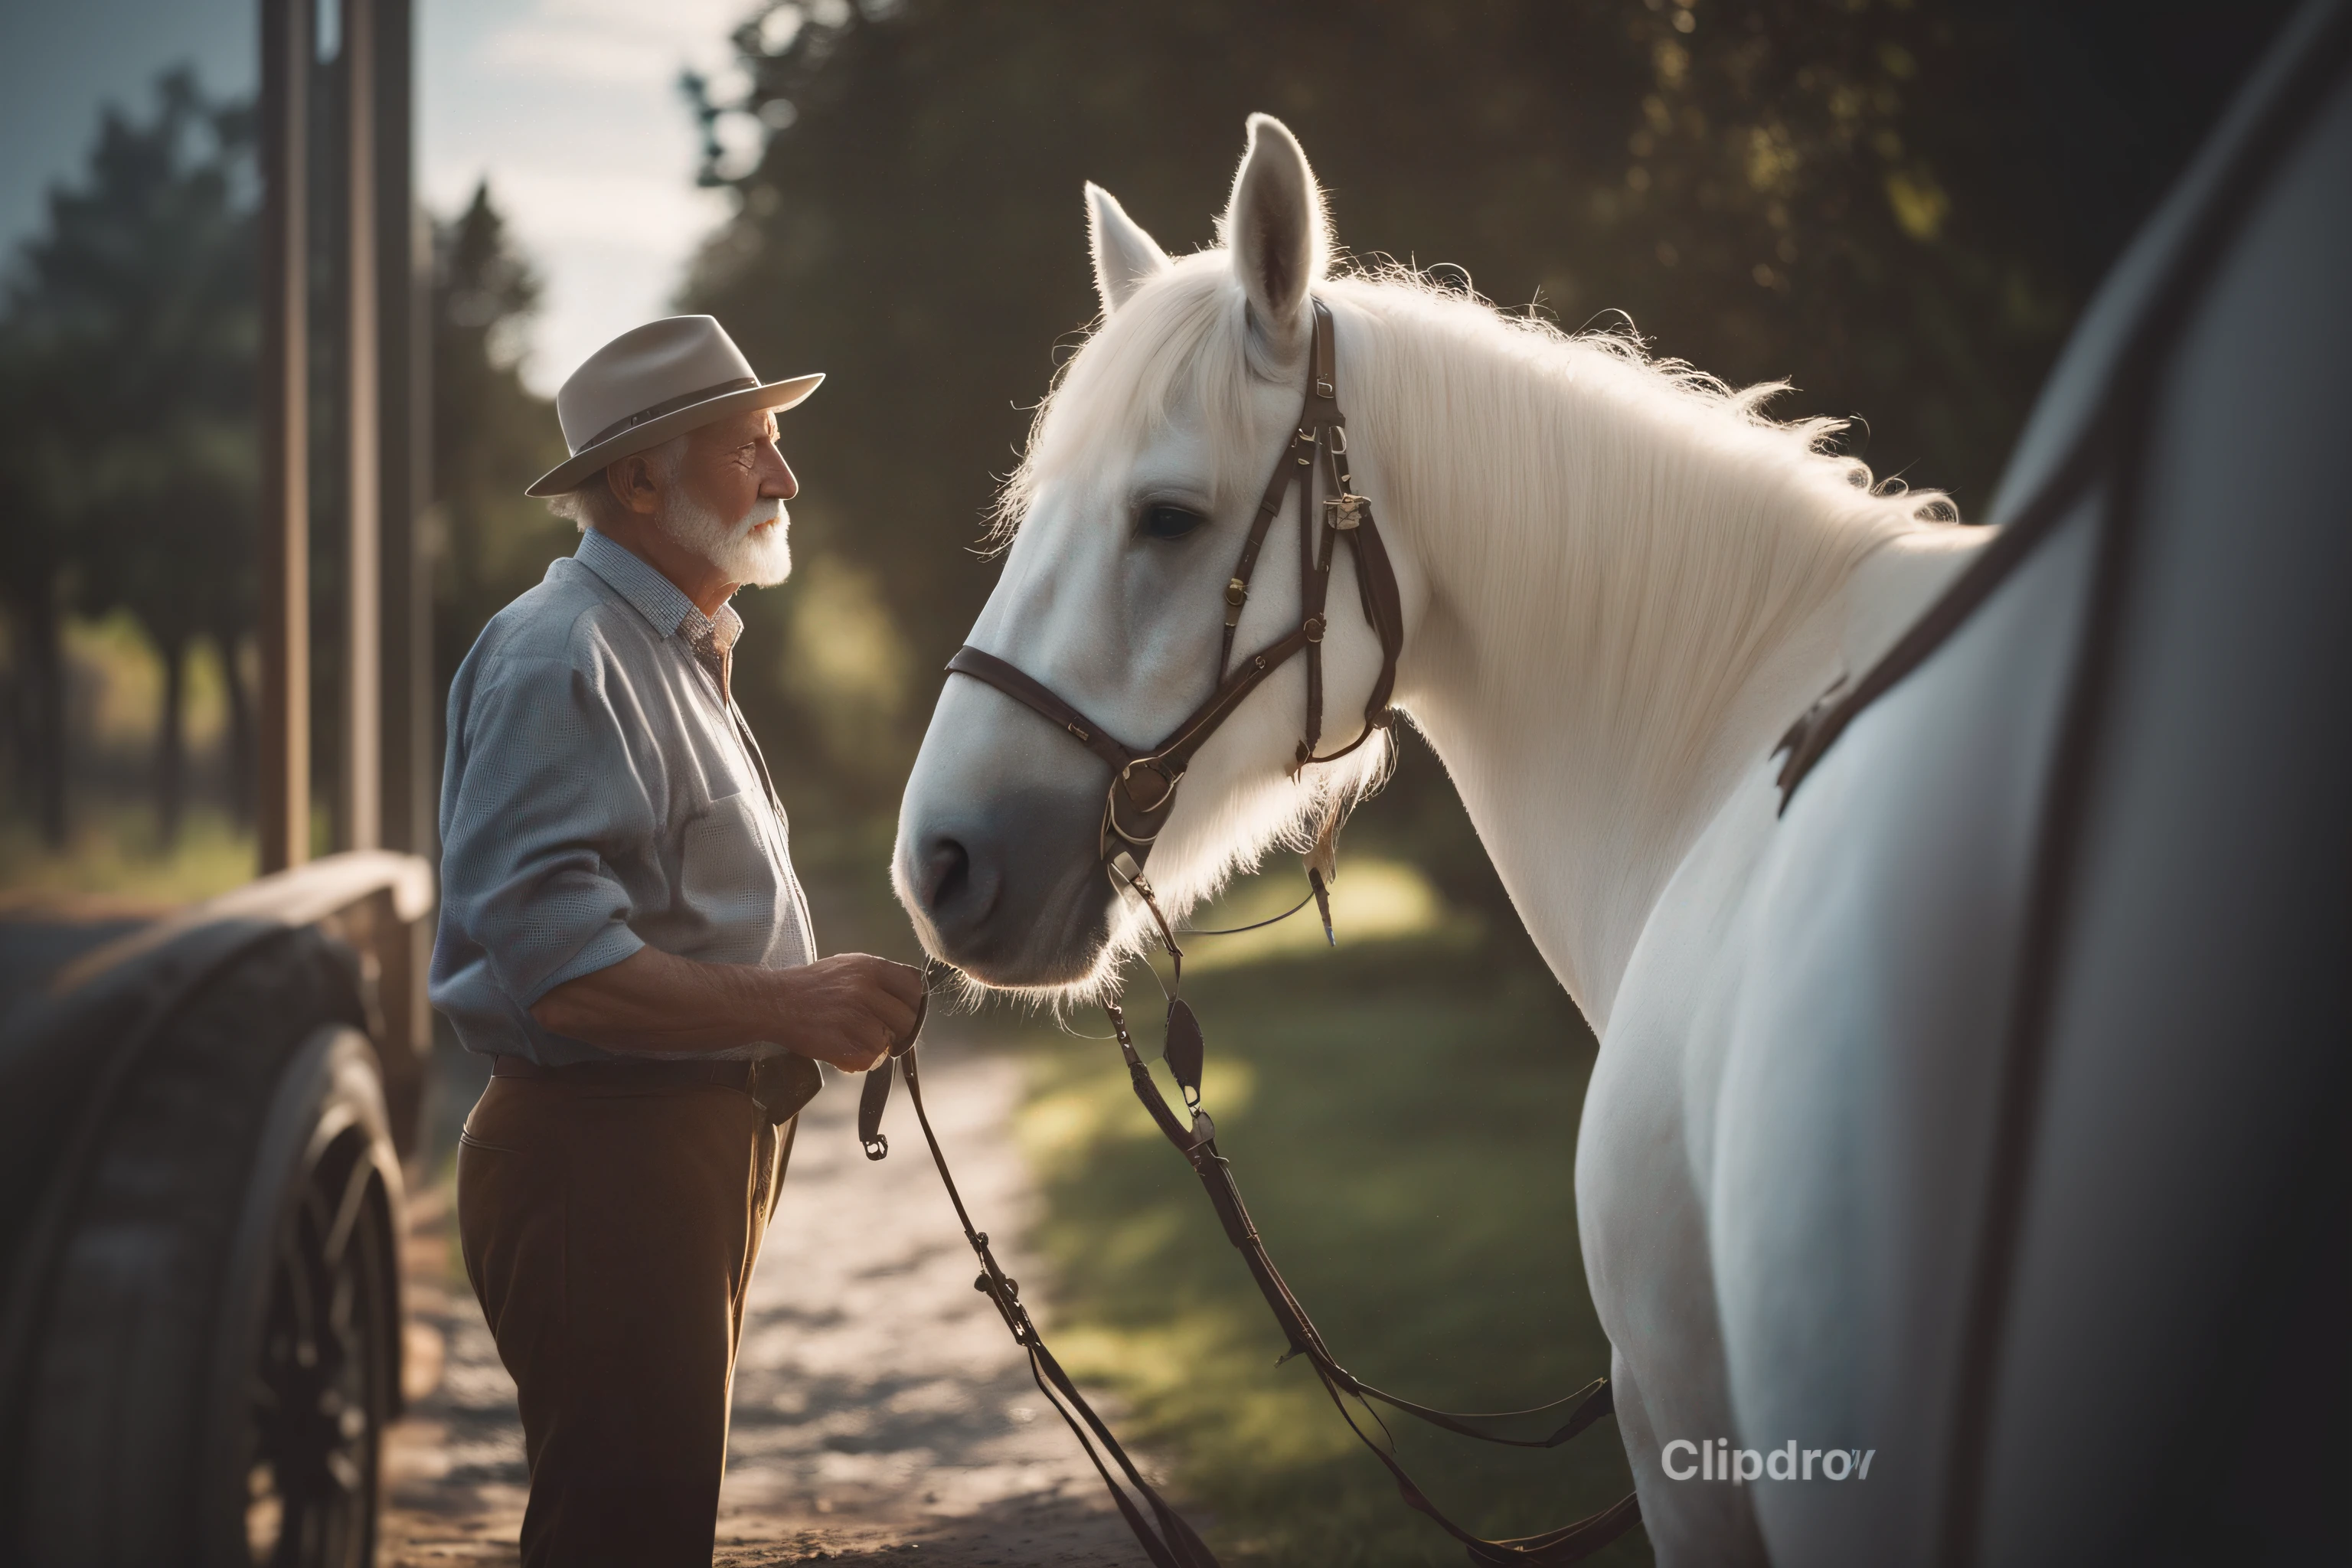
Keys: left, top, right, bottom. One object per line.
{"left": 1007, "top": 926, "right": 1650, "bottom": 1567}
{"left": 0, "top": 804, "right": 256, "bottom": 906}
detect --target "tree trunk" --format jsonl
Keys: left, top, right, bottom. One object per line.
{"left": 15, "top": 582, "right": 67, "bottom": 848}
{"left": 156, "top": 635, "right": 186, "bottom": 851}
{"left": 220, "top": 630, "right": 255, "bottom": 828}
{"left": 3, "top": 607, "right": 22, "bottom": 816}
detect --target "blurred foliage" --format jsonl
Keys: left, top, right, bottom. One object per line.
{"left": 1009, "top": 941, "right": 1633, "bottom": 1564}
{"left": 0, "top": 802, "right": 256, "bottom": 906}
{"left": 2, "top": 3, "right": 2288, "bottom": 912}
{"left": 0, "top": 68, "right": 257, "bottom": 851}
{"left": 680, "top": 0, "right": 2290, "bottom": 904}
{"left": 427, "top": 181, "right": 573, "bottom": 720}
{"left": 0, "top": 2, "right": 2295, "bottom": 910}
{"left": 0, "top": 82, "right": 575, "bottom": 884}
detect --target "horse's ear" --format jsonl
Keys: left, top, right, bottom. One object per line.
{"left": 1087, "top": 183, "right": 1168, "bottom": 318}
{"left": 1221, "top": 114, "right": 1329, "bottom": 350}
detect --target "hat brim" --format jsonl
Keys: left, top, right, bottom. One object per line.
{"left": 524, "top": 372, "right": 825, "bottom": 497}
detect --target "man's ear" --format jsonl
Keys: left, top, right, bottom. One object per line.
{"left": 1220, "top": 114, "right": 1330, "bottom": 353}
{"left": 1088, "top": 183, "right": 1168, "bottom": 317}
{"left": 607, "top": 453, "right": 662, "bottom": 516}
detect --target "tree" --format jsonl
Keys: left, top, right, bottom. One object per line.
{"left": 1, "top": 68, "right": 258, "bottom": 848}
{"left": 678, "top": 0, "right": 2293, "bottom": 861}
{"left": 0, "top": 328, "right": 77, "bottom": 846}
{"left": 429, "top": 182, "right": 572, "bottom": 720}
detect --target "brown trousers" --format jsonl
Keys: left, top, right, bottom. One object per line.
{"left": 457, "top": 1073, "right": 792, "bottom": 1567}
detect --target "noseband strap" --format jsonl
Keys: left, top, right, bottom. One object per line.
{"left": 944, "top": 645, "right": 1134, "bottom": 774}
{"left": 947, "top": 300, "right": 1406, "bottom": 877}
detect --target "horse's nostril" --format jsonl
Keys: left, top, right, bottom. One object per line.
{"left": 922, "top": 835, "right": 974, "bottom": 919}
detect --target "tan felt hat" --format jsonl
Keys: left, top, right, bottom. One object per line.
{"left": 526, "top": 315, "right": 822, "bottom": 497}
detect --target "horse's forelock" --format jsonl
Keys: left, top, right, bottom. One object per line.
{"left": 994, "top": 256, "right": 1276, "bottom": 545}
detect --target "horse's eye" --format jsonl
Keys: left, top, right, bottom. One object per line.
{"left": 1138, "top": 503, "right": 1204, "bottom": 541}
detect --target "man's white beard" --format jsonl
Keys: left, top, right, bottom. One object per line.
{"left": 660, "top": 493, "right": 792, "bottom": 587}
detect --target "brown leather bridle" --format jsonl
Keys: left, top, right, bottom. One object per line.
{"left": 897, "top": 298, "right": 1639, "bottom": 1565}
{"left": 947, "top": 299, "right": 1406, "bottom": 902}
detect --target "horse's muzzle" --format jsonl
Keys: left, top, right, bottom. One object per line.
{"left": 894, "top": 668, "right": 1121, "bottom": 987}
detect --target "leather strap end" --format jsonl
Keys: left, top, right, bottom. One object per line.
{"left": 753, "top": 1052, "right": 824, "bottom": 1127}
{"left": 858, "top": 1055, "right": 893, "bottom": 1158}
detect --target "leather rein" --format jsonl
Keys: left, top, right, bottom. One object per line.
{"left": 869, "top": 300, "right": 1640, "bottom": 1565}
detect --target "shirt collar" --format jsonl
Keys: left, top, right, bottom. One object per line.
{"left": 575, "top": 527, "right": 740, "bottom": 649}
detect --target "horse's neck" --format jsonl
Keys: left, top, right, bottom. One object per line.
{"left": 1367, "top": 328, "right": 1965, "bottom": 1030}
{"left": 1400, "top": 586, "right": 1838, "bottom": 1031}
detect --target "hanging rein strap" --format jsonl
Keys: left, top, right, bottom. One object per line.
{"left": 858, "top": 978, "right": 1641, "bottom": 1568}
{"left": 860, "top": 995, "right": 1220, "bottom": 1568}
{"left": 1105, "top": 994, "right": 1641, "bottom": 1565}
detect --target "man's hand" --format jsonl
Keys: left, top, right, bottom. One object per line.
{"left": 767, "top": 953, "right": 926, "bottom": 1071}
{"left": 530, "top": 946, "right": 926, "bottom": 1070}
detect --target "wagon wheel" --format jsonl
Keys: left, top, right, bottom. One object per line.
{"left": 11, "top": 933, "right": 403, "bottom": 1567}
{"left": 241, "top": 1113, "right": 394, "bottom": 1566}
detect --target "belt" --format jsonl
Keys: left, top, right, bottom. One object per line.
{"left": 492, "top": 1051, "right": 822, "bottom": 1124}
{"left": 494, "top": 1054, "right": 755, "bottom": 1088}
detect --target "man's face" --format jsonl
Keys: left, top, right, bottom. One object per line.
{"left": 662, "top": 407, "right": 799, "bottom": 587}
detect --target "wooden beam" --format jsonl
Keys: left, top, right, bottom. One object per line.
{"left": 341, "top": 0, "right": 382, "bottom": 852}
{"left": 258, "top": 0, "right": 311, "bottom": 873}
{"left": 374, "top": 0, "right": 433, "bottom": 864}
{"left": 369, "top": 0, "right": 439, "bottom": 1104}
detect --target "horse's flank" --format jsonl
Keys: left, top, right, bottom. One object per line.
{"left": 1004, "top": 253, "right": 1975, "bottom": 1023}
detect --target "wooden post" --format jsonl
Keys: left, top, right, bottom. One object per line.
{"left": 371, "top": 0, "right": 436, "bottom": 1144}
{"left": 374, "top": 0, "right": 433, "bottom": 865}
{"left": 341, "top": 0, "right": 382, "bottom": 852}
{"left": 258, "top": 0, "right": 311, "bottom": 874}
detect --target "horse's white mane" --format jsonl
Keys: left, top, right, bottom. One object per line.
{"left": 1001, "top": 252, "right": 1953, "bottom": 543}
{"left": 991, "top": 243, "right": 1960, "bottom": 1013}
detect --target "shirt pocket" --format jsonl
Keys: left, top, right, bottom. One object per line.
{"left": 678, "top": 790, "right": 783, "bottom": 956}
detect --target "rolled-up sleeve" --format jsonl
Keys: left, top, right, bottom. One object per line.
{"left": 438, "top": 634, "right": 652, "bottom": 1015}
{"left": 432, "top": 541, "right": 812, "bottom": 1065}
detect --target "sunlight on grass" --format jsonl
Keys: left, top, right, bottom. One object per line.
{"left": 1021, "top": 1053, "right": 1257, "bottom": 1162}
{"left": 1046, "top": 1314, "right": 1365, "bottom": 1469}
{"left": 1184, "top": 857, "right": 1466, "bottom": 972}
{"left": 64, "top": 612, "right": 234, "bottom": 750}
{"left": 1009, "top": 956, "right": 1647, "bottom": 1566}
{"left": 0, "top": 805, "right": 256, "bottom": 906}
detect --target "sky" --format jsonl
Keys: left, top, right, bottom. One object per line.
{"left": 0, "top": 0, "right": 254, "bottom": 251}
{"left": 0, "top": 0, "right": 761, "bottom": 397}
{"left": 419, "top": 0, "right": 762, "bottom": 393}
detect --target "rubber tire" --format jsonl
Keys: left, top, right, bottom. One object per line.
{"left": 15, "top": 932, "right": 401, "bottom": 1567}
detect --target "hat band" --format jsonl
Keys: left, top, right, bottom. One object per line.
{"left": 580, "top": 376, "right": 761, "bottom": 452}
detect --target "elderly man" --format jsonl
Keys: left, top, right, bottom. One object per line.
{"left": 431, "top": 315, "right": 925, "bottom": 1566}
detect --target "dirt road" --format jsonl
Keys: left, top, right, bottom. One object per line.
{"left": 383, "top": 1039, "right": 1151, "bottom": 1566}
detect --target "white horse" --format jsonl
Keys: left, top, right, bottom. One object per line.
{"left": 893, "top": 115, "right": 2007, "bottom": 1564}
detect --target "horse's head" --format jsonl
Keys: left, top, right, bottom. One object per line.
{"left": 893, "top": 116, "right": 1404, "bottom": 997}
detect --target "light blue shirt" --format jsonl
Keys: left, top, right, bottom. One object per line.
{"left": 430, "top": 528, "right": 815, "bottom": 1064}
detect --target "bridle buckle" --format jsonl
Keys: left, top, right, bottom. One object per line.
{"left": 1324, "top": 492, "right": 1366, "bottom": 530}
{"left": 1118, "top": 757, "right": 1182, "bottom": 815}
